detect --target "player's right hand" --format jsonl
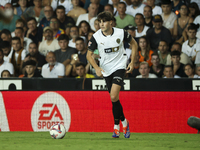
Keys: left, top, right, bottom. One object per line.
{"left": 95, "top": 67, "right": 104, "bottom": 78}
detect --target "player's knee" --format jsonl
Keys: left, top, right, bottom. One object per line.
{"left": 110, "top": 94, "right": 118, "bottom": 102}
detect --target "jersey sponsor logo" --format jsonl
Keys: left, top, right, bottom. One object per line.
{"left": 116, "top": 38, "right": 120, "bottom": 44}
{"left": 31, "top": 92, "right": 71, "bottom": 131}
{"left": 104, "top": 46, "right": 119, "bottom": 53}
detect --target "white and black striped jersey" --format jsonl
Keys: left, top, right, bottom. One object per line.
{"left": 88, "top": 27, "right": 132, "bottom": 77}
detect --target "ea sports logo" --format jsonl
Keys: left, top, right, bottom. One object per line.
{"left": 31, "top": 92, "right": 71, "bottom": 131}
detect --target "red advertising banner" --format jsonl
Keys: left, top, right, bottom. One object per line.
{"left": 0, "top": 91, "right": 199, "bottom": 133}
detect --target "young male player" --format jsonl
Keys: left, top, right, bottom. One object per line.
{"left": 87, "top": 12, "right": 138, "bottom": 138}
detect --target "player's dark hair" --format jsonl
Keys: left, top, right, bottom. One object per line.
{"left": 76, "top": 62, "right": 86, "bottom": 68}
{"left": 27, "top": 17, "right": 37, "bottom": 24}
{"left": 104, "top": 4, "right": 114, "bottom": 11}
{"left": 170, "top": 50, "right": 181, "bottom": 57}
{"left": 12, "top": 37, "right": 21, "bottom": 43}
{"left": 58, "top": 34, "right": 69, "bottom": 41}
{"left": 0, "top": 41, "right": 11, "bottom": 48}
{"left": 56, "top": 5, "right": 66, "bottom": 12}
{"left": 75, "top": 37, "right": 84, "bottom": 42}
{"left": 97, "top": 11, "right": 115, "bottom": 22}
{"left": 15, "top": 27, "right": 24, "bottom": 32}
{"left": 135, "top": 13, "right": 145, "bottom": 20}
{"left": 188, "top": 23, "right": 199, "bottom": 32}
{"left": 0, "top": 29, "right": 11, "bottom": 36}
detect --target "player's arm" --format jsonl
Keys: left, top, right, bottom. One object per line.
{"left": 123, "top": 30, "right": 138, "bottom": 73}
{"left": 86, "top": 36, "right": 104, "bottom": 77}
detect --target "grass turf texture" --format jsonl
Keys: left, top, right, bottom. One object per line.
{"left": 0, "top": 132, "right": 199, "bottom": 150}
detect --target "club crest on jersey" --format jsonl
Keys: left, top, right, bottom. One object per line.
{"left": 116, "top": 38, "right": 120, "bottom": 44}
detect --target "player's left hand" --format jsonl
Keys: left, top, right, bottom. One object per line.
{"left": 126, "top": 63, "right": 134, "bottom": 73}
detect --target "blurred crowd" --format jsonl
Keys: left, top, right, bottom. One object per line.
{"left": 0, "top": 0, "right": 200, "bottom": 79}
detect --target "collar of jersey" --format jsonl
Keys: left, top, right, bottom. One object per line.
{"left": 101, "top": 28, "right": 114, "bottom": 37}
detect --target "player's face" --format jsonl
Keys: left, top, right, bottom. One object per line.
{"left": 99, "top": 20, "right": 112, "bottom": 33}
{"left": 25, "top": 65, "right": 35, "bottom": 75}
{"left": 139, "top": 64, "right": 149, "bottom": 76}
{"left": 171, "top": 55, "right": 180, "bottom": 65}
{"left": 117, "top": 4, "right": 126, "bottom": 15}
{"left": 158, "top": 41, "right": 168, "bottom": 54}
{"left": 184, "top": 65, "right": 194, "bottom": 77}
{"left": 58, "top": 39, "right": 68, "bottom": 50}
{"left": 164, "top": 67, "right": 173, "bottom": 78}
{"left": 196, "top": 66, "right": 200, "bottom": 76}
{"left": 143, "top": 7, "right": 152, "bottom": 18}
{"left": 76, "top": 40, "right": 85, "bottom": 51}
{"left": 12, "top": 40, "right": 21, "bottom": 51}
{"left": 151, "top": 55, "right": 160, "bottom": 66}
{"left": 76, "top": 65, "right": 85, "bottom": 77}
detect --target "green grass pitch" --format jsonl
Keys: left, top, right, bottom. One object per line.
{"left": 0, "top": 132, "right": 199, "bottom": 150}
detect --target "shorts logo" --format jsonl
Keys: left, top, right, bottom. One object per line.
{"left": 31, "top": 92, "right": 71, "bottom": 132}
{"left": 116, "top": 38, "right": 120, "bottom": 44}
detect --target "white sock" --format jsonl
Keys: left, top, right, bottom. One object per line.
{"left": 122, "top": 118, "right": 127, "bottom": 127}
{"left": 114, "top": 124, "right": 119, "bottom": 130}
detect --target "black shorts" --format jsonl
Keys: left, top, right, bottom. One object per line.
{"left": 104, "top": 69, "right": 126, "bottom": 93}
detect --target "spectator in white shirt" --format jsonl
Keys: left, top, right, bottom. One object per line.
{"left": 1, "top": 41, "right": 13, "bottom": 63}
{"left": 126, "top": 0, "right": 146, "bottom": 17}
{"left": 0, "top": 49, "right": 14, "bottom": 77}
{"left": 146, "top": 0, "right": 162, "bottom": 16}
{"left": 135, "top": 13, "right": 149, "bottom": 39}
{"left": 136, "top": 61, "right": 157, "bottom": 78}
{"left": 41, "top": 52, "right": 65, "bottom": 78}
{"left": 51, "top": 0, "right": 73, "bottom": 14}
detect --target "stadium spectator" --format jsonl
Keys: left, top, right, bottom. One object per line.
{"left": 56, "top": 5, "right": 75, "bottom": 33}
{"left": 181, "top": 23, "right": 200, "bottom": 62}
{"left": 67, "top": 0, "right": 87, "bottom": 22}
{"left": 138, "top": 36, "right": 154, "bottom": 67}
{"left": 87, "top": 30, "right": 95, "bottom": 43}
{"left": 78, "top": 21, "right": 92, "bottom": 38}
{"left": 170, "top": 50, "right": 187, "bottom": 77}
{"left": 75, "top": 37, "right": 88, "bottom": 66}
{"left": 195, "top": 64, "right": 200, "bottom": 77}
{"left": 25, "top": 17, "right": 40, "bottom": 45}
{"left": 38, "top": 6, "right": 54, "bottom": 41}
{"left": 184, "top": 63, "right": 199, "bottom": 78}
{"left": 173, "top": 4, "right": 193, "bottom": 43}
{"left": 163, "top": 65, "right": 180, "bottom": 78}
{"left": 189, "top": 2, "right": 200, "bottom": 19}
{"left": 23, "top": 59, "right": 42, "bottom": 78}
{"left": 146, "top": 0, "right": 162, "bottom": 16}
{"left": 76, "top": 3, "right": 98, "bottom": 31}
{"left": 126, "top": 0, "right": 146, "bottom": 17}
{"left": 104, "top": 4, "right": 114, "bottom": 15}
{"left": 13, "top": 0, "right": 28, "bottom": 17}
{"left": 91, "top": 0, "right": 104, "bottom": 14}
{"left": 0, "top": 3, "right": 20, "bottom": 32}
{"left": 111, "top": 0, "right": 120, "bottom": 16}
{"left": 49, "top": 17, "right": 65, "bottom": 39}
{"left": 161, "top": 0, "right": 177, "bottom": 34}
{"left": 128, "top": 52, "right": 140, "bottom": 78}
{"left": 115, "top": 2, "right": 136, "bottom": 29}
{"left": 1, "top": 70, "right": 12, "bottom": 78}
{"left": 1, "top": 41, "right": 13, "bottom": 62}
{"left": 136, "top": 61, "right": 157, "bottom": 78}
{"left": 135, "top": 13, "right": 149, "bottom": 39}
{"left": 157, "top": 40, "right": 170, "bottom": 65}
{"left": 51, "top": 0, "right": 73, "bottom": 14}
{"left": 146, "top": 14, "right": 172, "bottom": 51}
{"left": 0, "top": 49, "right": 14, "bottom": 77}
{"left": 75, "top": 62, "right": 95, "bottom": 78}
{"left": 65, "top": 53, "right": 79, "bottom": 77}
{"left": 0, "top": 29, "right": 12, "bottom": 42}
{"left": 166, "top": 42, "right": 192, "bottom": 65}
{"left": 0, "top": 0, "right": 11, "bottom": 6}
{"left": 24, "top": 42, "right": 46, "bottom": 71}
{"left": 14, "top": 27, "right": 32, "bottom": 53}
{"left": 41, "top": 51, "right": 65, "bottom": 78}
{"left": 22, "top": 0, "right": 45, "bottom": 22}
{"left": 38, "top": 27, "right": 60, "bottom": 56}
{"left": 171, "top": 0, "right": 183, "bottom": 15}
{"left": 143, "top": 5, "right": 153, "bottom": 28}
{"left": 11, "top": 37, "right": 26, "bottom": 76}
{"left": 94, "top": 19, "right": 100, "bottom": 32}
{"left": 11, "top": 19, "right": 27, "bottom": 37}
{"left": 54, "top": 34, "right": 77, "bottom": 66}
{"left": 150, "top": 52, "right": 164, "bottom": 78}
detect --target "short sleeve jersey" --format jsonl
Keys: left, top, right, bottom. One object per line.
{"left": 88, "top": 27, "right": 132, "bottom": 77}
